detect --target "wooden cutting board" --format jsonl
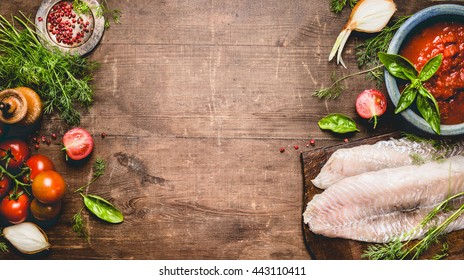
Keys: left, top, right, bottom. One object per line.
{"left": 301, "top": 132, "right": 464, "bottom": 260}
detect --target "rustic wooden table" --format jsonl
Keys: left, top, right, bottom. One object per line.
{"left": 0, "top": 0, "right": 458, "bottom": 260}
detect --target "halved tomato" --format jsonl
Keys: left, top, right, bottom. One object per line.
{"left": 62, "top": 128, "right": 94, "bottom": 161}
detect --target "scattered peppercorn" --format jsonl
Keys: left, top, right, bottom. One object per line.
{"left": 51, "top": 133, "right": 57, "bottom": 140}
{"left": 294, "top": 145, "right": 299, "bottom": 150}
{"left": 279, "top": 148, "right": 285, "bottom": 153}
{"left": 344, "top": 138, "right": 349, "bottom": 143}
{"left": 310, "top": 139, "right": 316, "bottom": 146}
{"left": 34, "top": 144, "right": 40, "bottom": 150}
{"left": 101, "top": 132, "right": 107, "bottom": 138}
{"left": 38, "top": 17, "right": 43, "bottom": 22}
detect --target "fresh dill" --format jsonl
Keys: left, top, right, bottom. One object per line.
{"left": 72, "top": 207, "right": 88, "bottom": 239}
{"left": 355, "top": 16, "right": 411, "bottom": 84}
{"left": 74, "top": 0, "right": 122, "bottom": 28}
{"left": 313, "top": 65, "right": 383, "bottom": 99}
{"left": 363, "top": 191, "right": 464, "bottom": 260}
{"left": 74, "top": 158, "right": 106, "bottom": 193}
{"left": 409, "top": 153, "right": 425, "bottom": 165}
{"left": 0, "top": 13, "right": 97, "bottom": 125}
{"left": 330, "top": 0, "right": 359, "bottom": 14}
{"left": 0, "top": 241, "right": 8, "bottom": 253}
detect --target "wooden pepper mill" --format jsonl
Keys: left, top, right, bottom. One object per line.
{"left": 0, "top": 87, "right": 43, "bottom": 126}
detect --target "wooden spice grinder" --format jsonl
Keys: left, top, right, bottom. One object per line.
{"left": 0, "top": 87, "right": 43, "bottom": 126}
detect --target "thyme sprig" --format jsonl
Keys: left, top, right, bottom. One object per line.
{"left": 0, "top": 13, "right": 96, "bottom": 125}
{"left": 363, "top": 191, "right": 464, "bottom": 260}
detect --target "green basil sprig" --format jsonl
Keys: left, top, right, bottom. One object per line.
{"left": 318, "top": 113, "right": 360, "bottom": 133}
{"left": 378, "top": 52, "right": 443, "bottom": 134}
{"left": 81, "top": 193, "right": 124, "bottom": 224}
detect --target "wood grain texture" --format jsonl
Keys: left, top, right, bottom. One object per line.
{"left": 0, "top": 0, "right": 460, "bottom": 259}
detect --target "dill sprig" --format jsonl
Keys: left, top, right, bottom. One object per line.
{"left": 72, "top": 207, "right": 88, "bottom": 239}
{"left": 313, "top": 65, "right": 383, "bottom": 99}
{"left": 0, "top": 240, "right": 8, "bottom": 253}
{"left": 363, "top": 191, "right": 464, "bottom": 260}
{"left": 74, "top": 158, "right": 106, "bottom": 193}
{"left": 330, "top": 0, "right": 359, "bottom": 13}
{"left": 0, "top": 13, "right": 96, "bottom": 125}
{"left": 74, "top": 0, "right": 121, "bottom": 28}
{"left": 355, "top": 15, "right": 411, "bottom": 84}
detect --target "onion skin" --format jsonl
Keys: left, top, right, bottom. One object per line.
{"left": 329, "top": 0, "right": 397, "bottom": 68}
{"left": 2, "top": 222, "right": 51, "bottom": 254}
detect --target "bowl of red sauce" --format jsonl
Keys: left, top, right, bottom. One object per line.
{"left": 385, "top": 4, "right": 464, "bottom": 135}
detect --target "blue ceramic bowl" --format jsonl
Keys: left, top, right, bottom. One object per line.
{"left": 385, "top": 4, "right": 464, "bottom": 135}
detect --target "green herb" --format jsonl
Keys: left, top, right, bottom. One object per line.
{"left": 81, "top": 194, "right": 124, "bottom": 223}
{"left": 74, "top": 0, "right": 121, "bottom": 28}
{"left": 432, "top": 242, "right": 449, "bottom": 260}
{"left": 0, "top": 241, "right": 8, "bottom": 253}
{"left": 73, "top": 159, "right": 124, "bottom": 237}
{"left": 356, "top": 16, "right": 410, "bottom": 84}
{"left": 0, "top": 13, "right": 96, "bottom": 125}
{"left": 74, "top": 158, "right": 106, "bottom": 193}
{"left": 379, "top": 52, "right": 443, "bottom": 134}
{"left": 313, "top": 65, "right": 383, "bottom": 99}
{"left": 318, "top": 113, "right": 360, "bottom": 133}
{"left": 409, "top": 153, "right": 425, "bottom": 165}
{"left": 73, "top": 0, "right": 91, "bottom": 15}
{"left": 363, "top": 191, "right": 464, "bottom": 260}
{"left": 72, "top": 207, "right": 88, "bottom": 239}
{"left": 330, "top": 0, "right": 359, "bottom": 13}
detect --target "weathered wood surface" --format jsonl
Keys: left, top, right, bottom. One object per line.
{"left": 0, "top": 0, "right": 460, "bottom": 260}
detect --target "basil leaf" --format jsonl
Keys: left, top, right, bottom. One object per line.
{"left": 81, "top": 194, "right": 124, "bottom": 223}
{"left": 416, "top": 94, "right": 441, "bottom": 135}
{"left": 378, "top": 52, "right": 418, "bottom": 80}
{"left": 318, "top": 113, "right": 360, "bottom": 134}
{"left": 419, "top": 54, "right": 443, "bottom": 81}
{"left": 394, "top": 84, "right": 417, "bottom": 114}
{"left": 418, "top": 85, "right": 439, "bottom": 113}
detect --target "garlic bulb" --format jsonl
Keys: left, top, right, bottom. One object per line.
{"left": 3, "top": 222, "right": 51, "bottom": 254}
{"left": 329, "top": 0, "right": 397, "bottom": 68}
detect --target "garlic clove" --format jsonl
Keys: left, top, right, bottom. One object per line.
{"left": 329, "top": 0, "right": 396, "bottom": 67}
{"left": 3, "top": 222, "right": 51, "bottom": 254}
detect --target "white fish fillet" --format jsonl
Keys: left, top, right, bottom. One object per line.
{"left": 312, "top": 138, "right": 464, "bottom": 189}
{"left": 303, "top": 156, "right": 464, "bottom": 243}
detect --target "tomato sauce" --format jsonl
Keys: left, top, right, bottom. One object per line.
{"left": 400, "top": 21, "right": 464, "bottom": 125}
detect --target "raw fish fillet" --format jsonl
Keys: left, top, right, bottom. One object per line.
{"left": 303, "top": 156, "right": 464, "bottom": 243}
{"left": 312, "top": 138, "right": 464, "bottom": 189}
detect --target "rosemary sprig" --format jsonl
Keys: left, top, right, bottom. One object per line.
{"left": 363, "top": 191, "right": 464, "bottom": 260}
{"left": 330, "top": 0, "right": 359, "bottom": 13}
{"left": 355, "top": 15, "right": 411, "bottom": 83}
{"left": 0, "top": 13, "right": 96, "bottom": 125}
{"left": 313, "top": 65, "right": 383, "bottom": 99}
{"left": 72, "top": 207, "right": 88, "bottom": 239}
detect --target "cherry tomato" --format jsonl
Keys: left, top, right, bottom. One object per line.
{"left": 0, "top": 138, "right": 30, "bottom": 170}
{"left": 355, "top": 89, "right": 387, "bottom": 129}
{"left": 1, "top": 192, "right": 30, "bottom": 224}
{"left": 26, "top": 154, "right": 55, "bottom": 181}
{"left": 30, "top": 198, "right": 62, "bottom": 221}
{"left": 62, "top": 128, "right": 94, "bottom": 161}
{"left": 0, "top": 176, "right": 12, "bottom": 198}
{"left": 32, "top": 170, "right": 66, "bottom": 204}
